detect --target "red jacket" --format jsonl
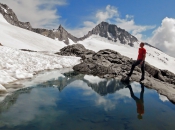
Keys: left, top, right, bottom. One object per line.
{"left": 137, "top": 48, "right": 146, "bottom": 60}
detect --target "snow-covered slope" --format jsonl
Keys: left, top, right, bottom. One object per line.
{"left": 0, "top": 14, "right": 81, "bottom": 92}
{"left": 0, "top": 14, "right": 66, "bottom": 51}
{"left": 78, "top": 35, "right": 175, "bottom": 74}
{"left": 0, "top": 46, "right": 80, "bottom": 92}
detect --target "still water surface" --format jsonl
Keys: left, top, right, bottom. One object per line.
{"left": 0, "top": 71, "right": 175, "bottom": 130}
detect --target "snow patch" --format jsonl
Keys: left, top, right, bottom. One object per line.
{"left": 107, "top": 32, "right": 115, "bottom": 40}
{"left": 0, "top": 46, "right": 81, "bottom": 90}
{"left": 0, "top": 13, "right": 9, "bottom": 24}
{"left": 159, "top": 94, "right": 169, "bottom": 102}
{"left": 68, "top": 38, "right": 76, "bottom": 45}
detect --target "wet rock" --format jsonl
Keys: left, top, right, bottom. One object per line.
{"left": 121, "top": 76, "right": 130, "bottom": 84}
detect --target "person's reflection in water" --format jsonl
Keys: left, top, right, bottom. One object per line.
{"left": 127, "top": 83, "right": 144, "bottom": 120}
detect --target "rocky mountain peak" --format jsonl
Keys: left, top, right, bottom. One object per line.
{"left": 81, "top": 21, "right": 138, "bottom": 46}
{"left": 57, "top": 25, "right": 66, "bottom": 33}
{"left": 58, "top": 25, "right": 63, "bottom": 30}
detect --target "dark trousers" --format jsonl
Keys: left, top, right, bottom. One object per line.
{"left": 128, "top": 60, "right": 145, "bottom": 78}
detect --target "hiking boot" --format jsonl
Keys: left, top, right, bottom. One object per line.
{"left": 126, "top": 73, "right": 131, "bottom": 77}
{"left": 125, "top": 85, "right": 131, "bottom": 88}
{"left": 140, "top": 77, "right": 144, "bottom": 82}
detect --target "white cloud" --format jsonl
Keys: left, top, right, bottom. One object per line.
{"left": 150, "top": 17, "right": 175, "bottom": 57}
{"left": 0, "top": 0, "right": 67, "bottom": 28}
{"left": 96, "top": 5, "right": 119, "bottom": 23}
{"left": 116, "top": 17, "right": 155, "bottom": 41}
{"left": 159, "top": 94, "right": 169, "bottom": 102}
{"left": 67, "top": 23, "right": 96, "bottom": 38}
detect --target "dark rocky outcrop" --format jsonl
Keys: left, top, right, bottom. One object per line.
{"left": 59, "top": 44, "right": 175, "bottom": 86}
{"left": 79, "top": 21, "right": 138, "bottom": 46}
{"left": 0, "top": 43, "right": 2, "bottom": 46}
{"left": 56, "top": 44, "right": 95, "bottom": 59}
{"left": 32, "top": 25, "right": 79, "bottom": 44}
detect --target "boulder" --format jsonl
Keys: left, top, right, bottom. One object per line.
{"left": 56, "top": 44, "right": 95, "bottom": 58}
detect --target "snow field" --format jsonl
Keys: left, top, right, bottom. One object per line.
{"left": 0, "top": 46, "right": 81, "bottom": 91}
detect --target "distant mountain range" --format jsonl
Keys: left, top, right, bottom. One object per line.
{"left": 0, "top": 2, "right": 138, "bottom": 46}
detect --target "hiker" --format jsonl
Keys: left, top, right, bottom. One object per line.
{"left": 127, "top": 42, "right": 146, "bottom": 81}
{"left": 126, "top": 83, "right": 144, "bottom": 120}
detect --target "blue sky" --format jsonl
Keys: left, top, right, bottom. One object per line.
{"left": 1, "top": 0, "right": 175, "bottom": 57}
{"left": 58, "top": 0, "right": 175, "bottom": 28}
{"left": 1, "top": 0, "right": 175, "bottom": 36}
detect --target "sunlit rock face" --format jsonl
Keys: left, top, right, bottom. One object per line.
{"left": 79, "top": 21, "right": 138, "bottom": 46}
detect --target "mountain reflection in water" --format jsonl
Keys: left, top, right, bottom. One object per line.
{"left": 0, "top": 71, "right": 175, "bottom": 130}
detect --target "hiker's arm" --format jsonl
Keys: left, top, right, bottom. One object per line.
{"left": 140, "top": 53, "right": 146, "bottom": 64}
{"left": 142, "top": 53, "right": 146, "bottom": 61}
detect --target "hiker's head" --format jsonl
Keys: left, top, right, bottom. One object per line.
{"left": 140, "top": 42, "right": 145, "bottom": 48}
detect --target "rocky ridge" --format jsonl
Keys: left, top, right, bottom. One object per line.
{"left": 0, "top": 3, "right": 78, "bottom": 44}
{"left": 0, "top": 3, "right": 139, "bottom": 46}
{"left": 79, "top": 21, "right": 138, "bottom": 46}
{"left": 58, "top": 44, "right": 175, "bottom": 103}
{"left": 32, "top": 25, "right": 79, "bottom": 45}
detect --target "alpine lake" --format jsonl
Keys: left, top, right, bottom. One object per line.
{"left": 0, "top": 69, "right": 175, "bottom": 130}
